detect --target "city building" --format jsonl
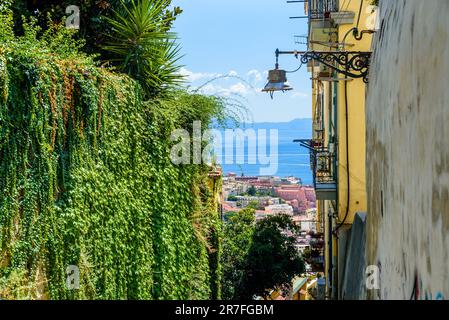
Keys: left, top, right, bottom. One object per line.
{"left": 234, "top": 196, "right": 280, "bottom": 209}
{"left": 301, "top": 209, "right": 318, "bottom": 233}
{"left": 275, "top": 185, "right": 316, "bottom": 213}
{"left": 303, "top": 0, "right": 374, "bottom": 299}
{"left": 265, "top": 204, "right": 294, "bottom": 216}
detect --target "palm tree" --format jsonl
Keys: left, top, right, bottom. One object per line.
{"left": 103, "top": 0, "right": 183, "bottom": 98}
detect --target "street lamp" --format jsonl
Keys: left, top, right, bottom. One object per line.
{"left": 262, "top": 49, "right": 294, "bottom": 99}
{"left": 262, "top": 48, "right": 372, "bottom": 98}
{"left": 261, "top": 69, "right": 293, "bottom": 99}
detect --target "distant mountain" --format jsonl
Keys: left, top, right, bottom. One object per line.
{"left": 241, "top": 119, "right": 312, "bottom": 130}
{"left": 212, "top": 118, "right": 312, "bottom": 131}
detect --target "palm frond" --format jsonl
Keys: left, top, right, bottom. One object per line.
{"left": 102, "top": 0, "right": 183, "bottom": 97}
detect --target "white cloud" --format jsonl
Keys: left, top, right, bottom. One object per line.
{"left": 195, "top": 82, "right": 251, "bottom": 97}
{"left": 180, "top": 68, "right": 266, "bottom": 97}
{"left": 228, "top": 82, "right": 249, "bottom": 95}
{"left": 246, "top": 69, "right": 263, "bottom": 83}
{"left": 178, "top": 67, "right": 222, "bottom": 82}
{"left": 199, "top": 83, "right": 221, "bottom": 95}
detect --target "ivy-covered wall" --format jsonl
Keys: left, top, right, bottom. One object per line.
{"left": 0, "top": 36, "right": 222, "bottom": 300}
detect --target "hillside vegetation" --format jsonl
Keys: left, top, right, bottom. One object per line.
{"left": 0, "top": 1, "right": 225, "bottom": 299}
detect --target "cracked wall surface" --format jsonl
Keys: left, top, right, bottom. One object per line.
{"left": 365, "top": 0, "right": 449, "bottom": 300}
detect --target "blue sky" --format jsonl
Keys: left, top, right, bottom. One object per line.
{"left": 172, "top": 0, "right": 312, "bottom": 123}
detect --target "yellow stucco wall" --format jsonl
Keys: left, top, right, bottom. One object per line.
{"left": 336, "top": 0, "right": 373, "bottom": 224}
{"left": 308, "top": 0, "right": 375, "bottom": 297}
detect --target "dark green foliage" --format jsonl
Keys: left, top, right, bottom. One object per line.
{"left": 222, "top": 213, "right": 304, "bottom": 300}
{"left": 8, "top": 0, "right": 184, "bottom": 98}
{"left": 221, "top": 208, "right": 255, "bottom": 300}
{"left": 10, "top": 0, "right": 182, "bottom": 55}
{"left": 247, "top": 185, "right": 257, "bottom": 196}
{"left": 240, "top": 215, "right": 305, "bottom": 299}
{"left": 0, "top": 16, "right": 222, "bottom": 300}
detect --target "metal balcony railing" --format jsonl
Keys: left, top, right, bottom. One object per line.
{"left": 315, "top": 152, "right": 336, "bottom": 184}
{"left": 308, "top": 0, "right": 339, "bottom": 20}
{"left": 295, "top": 139, "right": 336, "bottom": 196}
{"left": 309, "top": 149, "right": 336, "bottom": 186}
{"left": 312, "top": 150, "right": 337, "bottom": 200}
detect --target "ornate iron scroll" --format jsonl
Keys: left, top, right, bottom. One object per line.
{"left": 299, "top": 51, "right": 372, "bottom": 83}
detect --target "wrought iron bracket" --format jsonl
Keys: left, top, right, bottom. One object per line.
{"left": 293, "top": 139, "right": 316, "bottom": 154}
{"left": 300, "top": 51, "right": 371, "bottom": 83}
{"left": 277, "top": 50, "right": 372, "bottom": 83}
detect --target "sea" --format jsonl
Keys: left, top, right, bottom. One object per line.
{"left": 214, "top": 119, "right": 313, "bottom": 186}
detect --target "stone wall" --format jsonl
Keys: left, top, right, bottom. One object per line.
{"left": 365, "top": 0, "right": 449, "bottom": 300}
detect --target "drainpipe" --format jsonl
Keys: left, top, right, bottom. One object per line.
{"left": 328, "top": 212, "right": 333, "bottom": 299}
{"left": 335, "top": 227, "right": 339, "bottom": 300}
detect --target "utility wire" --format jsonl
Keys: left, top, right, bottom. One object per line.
{"left": 356, "top": 0, "right": 364, "bottom": 29}
{"left": 286, "top": 62, "right": 303, "bottom": 73}
{"left": 333, "top": 80, "right": 351, "bottom": 235}
{"left": 333, "top": 0, "right": 366, "bottom": 235}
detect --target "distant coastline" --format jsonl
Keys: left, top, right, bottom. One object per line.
{"left": 216, "top": 118, "right": 314, "bottom": 185}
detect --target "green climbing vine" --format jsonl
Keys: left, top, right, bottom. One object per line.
{"left": 0, "top": 12, "right": 224, "bottom": 300}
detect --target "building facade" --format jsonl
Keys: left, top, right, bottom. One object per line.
{"left": 303, "top": 0, "right": 375, "bottom": 299}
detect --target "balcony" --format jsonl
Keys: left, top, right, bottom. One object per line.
{"left": 294, "top": 139, "right": 337, "bottom": 200}
{"left": 303, "top": 233, "right": 325, "bottom": 272}
{"left": 306, "top": 0, "right": 339, "bottom": 20}
{"left": 314, "top": 151, "right": 337, "bottom": 200}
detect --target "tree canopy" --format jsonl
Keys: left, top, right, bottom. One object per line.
{"left": 222, "top": 212, "right": 305, "bottom": 300}
{"left": 10, "top": 0, "right": 182, "bottom": 53}
{"left": 5, "top": 0, "right": 183, "bottom": 98}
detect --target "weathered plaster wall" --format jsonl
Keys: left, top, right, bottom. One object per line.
{"left": 366, "top": 0, "right": 449, "bottom": 300}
